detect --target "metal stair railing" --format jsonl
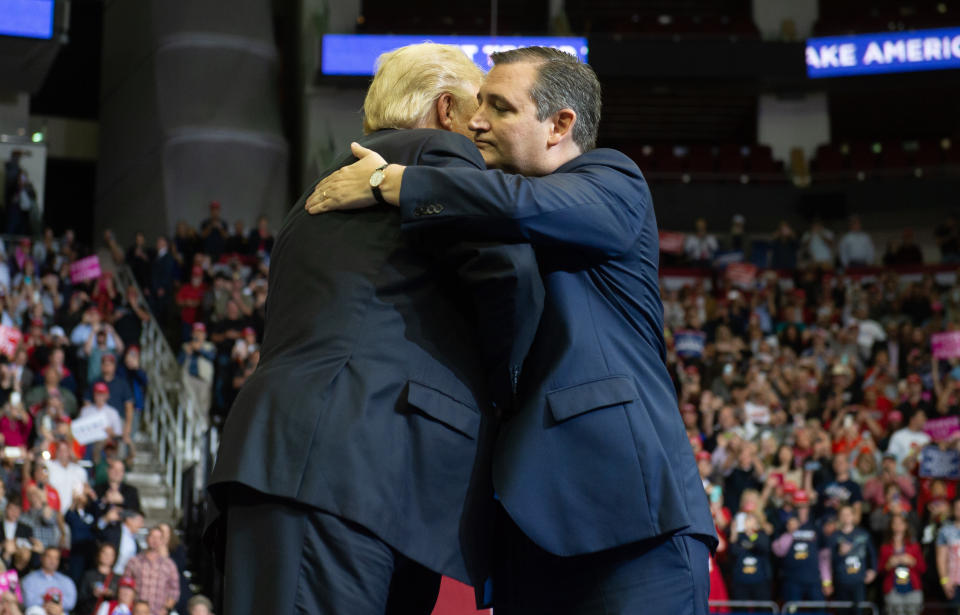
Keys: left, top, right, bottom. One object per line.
{"left": 114, "top": 264, "right": 207, "bottom": 512}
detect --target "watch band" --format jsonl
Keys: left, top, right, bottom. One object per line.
{"left": 370, "top": 164, "right": 389, "bottom": 205}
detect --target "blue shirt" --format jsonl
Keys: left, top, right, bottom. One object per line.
{"left": 21, "top": 569, "right": 77, "bottom": 611}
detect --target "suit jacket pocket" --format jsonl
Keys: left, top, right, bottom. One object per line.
{"left": 546, "top": 375, "right": 639, "bottom": 422}
{"left": 407, "top": 380, "right": 480, "bottom": 439}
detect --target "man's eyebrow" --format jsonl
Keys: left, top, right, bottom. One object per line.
{"left": 482, "top": 92, "right": 513, "bottom": 107}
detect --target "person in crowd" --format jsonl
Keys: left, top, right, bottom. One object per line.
{"left": 728, "top": 506, "right": 773, "bottom": 600}
{"left": 177, "top": 322, "right": 215, "bottom": 417}
{"left": 186, "top": 595, "right": 214, "bottom": 615}
{"left": 685, "top": 217, "right": 719, "bottom": 266}
{"left": 199, "top": 202, "right": 229, "bottom": 262}
{"left": 838, "top": 215, "right": 876, "bottom": 268}
{"left": 94, "top": 576, "right": 137, "bottom": 615}
{"left": 21, "top": 548, "right": 75, "bottom": 611}
{"left": 934, "top": 214, "right": 960, "bottom": 263}
{"left": 94, "top": 460, "right": 141, "bottom": 518}
{"left": 43, "top": 440, "right": 86, "bottom": 515}
{"left": 24, "top": 367, "right": 77, "bottom": 419}
{"left": 84, "top": 326, "right": 124, "bottom": 387}
{"left": 880, "top": 512, "right": 925, "bottom": 615}
{"left": 247, "top": 216, "right": 274, "bottom": 260}
{"left": 819, "top": 454, "right": 864, "bottom": 521}
{"left": 76, "top": 543, "right": 120, "bottom": 615}
{"left": 99, "top": 508, "right": 143, "bottom": 577}
{"left": 175, "top": 267, "right": 207, "bottom": 343}
{"left": 123, "top": 527, "right": 179, "bottom": 615}
{"left": 801, "top": 218, "right": 835, "bottom": 268}
{"left": 0, "top": 395, "right": 32, "bottom": 449}
{"left": 64, "top": 484, "right": 99, "bottom": 586}
{"left": 887, "top": 410, "right": 930, "bottom": 474}
{"left": 773, "top": 489, "right": 826, "bottom": 600}
{"left": 823, "top": 504, "right": 877, "bottom": 605}
{"left": 97, "top": 354, "right": 134, "bottom": 447}
{"left": 149, "top": 237, "right": 176, "bottom": 328}
{"left": 936, "top": 498, "right": 960, "bottom": 605}
{"left": 19, "top": 487, "right": 63, "bottom": 551}
{"left": 77, "top": 383, "right": 124, "bottom": 454}
{"left": 770, "top": 220, "right": 799, "bottom": 270}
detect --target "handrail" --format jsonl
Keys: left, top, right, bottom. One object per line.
{"left": 114, "top": 264, "right": 208, "bottom": 513}
{"left": 708, "top": 599, "right": 778, "bottom": 613}
{"left": 781, "top": 601, "right": 879, "bottom": 615}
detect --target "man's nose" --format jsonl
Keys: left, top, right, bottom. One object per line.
{"left": 468, "top": 110, "right": 488, "bottom": 132}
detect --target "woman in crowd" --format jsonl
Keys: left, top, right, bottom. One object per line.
{"left": 77, "top": 543, "right": 120, "bottom": 615}
{"left": 879, "top": 513, "right": 925, "bottom": 615}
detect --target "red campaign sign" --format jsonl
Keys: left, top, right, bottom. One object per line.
{"left": 69, "top": 255, "right": 102, "bottom": 284}
{"left": 726, "top": 262, "right": 758, "bottom": 288}
{"left": 932, "top": 331, "right": 960, "bottom": 360}
{"left": 659, "top": 231, "right": 686, "bottom": 255}
{"left": 0, "top": 326, "right": 22, "bottom": 359}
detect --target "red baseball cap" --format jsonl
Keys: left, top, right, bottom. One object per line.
{"left": 242, "top": 327, "right": 256, "bottom": 336}
{"left": 783, "top": 481, "right": 798, "bottom": 494}
{"left": 119, "top": 576, "right": 136, "bottom": 589}
{"left": 695, "top": 451, "right": 711, "bottom": 462}
{"left": 888, "top": 410, "right": 904, "bottom": 423}
{"left": 93, "top": 382, "right": 109, "bottom": 395}
{"left": 101, "top": 353, "right": 116, "bottom": 363}
{"left": 793, "top": 489, "right": 810, "bottom": 505}
{"left": 193, "top": 322, "right": 206, "bottom": 332}
{"left": 907, "top": 374, "right": 922, "bottom": 384}
{"left": 210, "top": 200, "right": 221, "bottom": 209}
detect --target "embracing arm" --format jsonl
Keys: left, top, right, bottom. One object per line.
{"left": 310, "top": 143, "right": 650, "bottom": 258}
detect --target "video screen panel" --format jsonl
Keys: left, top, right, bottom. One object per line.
{"left": 806, "top": 27, "right": 960, "bottom": 78}
{"left": 0, "top": 0, "right": 55, "bottom": 39}
{"left": 322, "top": 34, "right": 589, "bottom": 76}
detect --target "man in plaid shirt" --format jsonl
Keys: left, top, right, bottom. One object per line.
{"left": 123, "top": 527, "right": 179, "bottom": 615}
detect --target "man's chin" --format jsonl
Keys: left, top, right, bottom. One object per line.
{"left": 477, "top": 147, "right": 499, "bottom": 169}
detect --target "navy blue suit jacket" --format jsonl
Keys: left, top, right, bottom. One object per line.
{"left": 207, "top": 129, "right": 543, "bottom": 581}
{"left": 398, "top": 148, "right": 718, "bottom": 565}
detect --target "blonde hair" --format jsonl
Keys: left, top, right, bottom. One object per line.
{"left": 362, "top": 43, "right": 483, "bottom": 134}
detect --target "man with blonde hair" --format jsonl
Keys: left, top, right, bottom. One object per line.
{"left": 206, "top": 43, "right": 541, "bottom": 614}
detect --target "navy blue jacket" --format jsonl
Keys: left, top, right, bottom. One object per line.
{"left": 398, "top": 147, "right": 717, "bottom": 564}
{"left": 207, "top": 129, "right": 542, "bottom": 582}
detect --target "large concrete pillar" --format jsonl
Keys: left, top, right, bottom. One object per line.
{"left": 96, "top": 0, "right": 289, "bottom": 241}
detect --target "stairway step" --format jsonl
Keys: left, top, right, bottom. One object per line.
{"left": 125, "top": 472, "right": 164, "bottom": 486}
{"left": 142, "top": 495, "right": 169, "bottom": 510}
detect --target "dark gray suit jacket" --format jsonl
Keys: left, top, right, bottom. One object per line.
{"left": 207, "top": 129, "right": 542, "bottom": 581}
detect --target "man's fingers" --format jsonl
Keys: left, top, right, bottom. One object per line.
{"left": 351, "top": 142, "right": 373, "bottom": 159}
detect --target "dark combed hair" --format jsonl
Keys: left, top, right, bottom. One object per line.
{"left": 490, "top": 46, "right": 601, "bottom": 152}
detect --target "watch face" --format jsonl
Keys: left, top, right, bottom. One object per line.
{"left": 370, "top": 169, "right": 385, "bottom": 188}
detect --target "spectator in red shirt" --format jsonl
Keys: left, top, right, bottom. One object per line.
{"left": 879, "top": 513, "right": 925, "bottom": 614}
{"left": 175, "top": 266, "right": 207, "bottom": 343}
{"left": 0, "top": 394, "right": 31, "bottom": 448}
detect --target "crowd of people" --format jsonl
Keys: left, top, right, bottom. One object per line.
{"left": 0, "top": 228, "right": 216, "bottom": 615}
{"left": 104, "top": 200, "right": 273, "bottom": 424}
{"left": 44, "top": 194, "right": 953, "bottom": 615}
{"left": 675, "top": 212, "right": 960, "bottom": 270}
{"left": 665, "top": 216, "right": 960, "bottom": 611}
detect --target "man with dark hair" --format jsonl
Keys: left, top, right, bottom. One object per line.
{"left": 311, "top": 46, "right": 715, "bottom": 615}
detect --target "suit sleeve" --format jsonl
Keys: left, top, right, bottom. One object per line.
{"left": 398, "top": 151, "right": 649, "bottom": 258}
{"left": 417, "top": 132, "right": 544, "bottom": 410}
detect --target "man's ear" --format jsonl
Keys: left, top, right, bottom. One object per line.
{"left": 546, "top": 108, "right": 576, "bottom": 147}
{"left": 436, "top": 93, "right": 456, "bottom": 131}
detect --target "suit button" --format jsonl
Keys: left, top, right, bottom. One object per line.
{"left": 414, "top": 207, "right": 425, "bottom": 216}
{"left": 433, "top": 204, "right": 445, "bottom": 213}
